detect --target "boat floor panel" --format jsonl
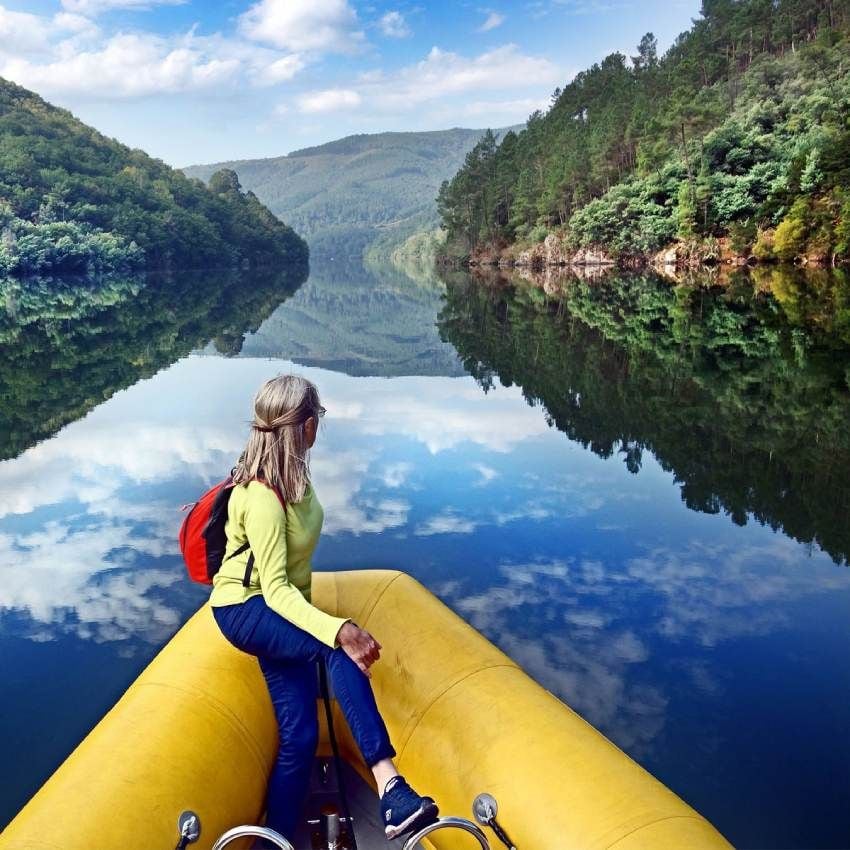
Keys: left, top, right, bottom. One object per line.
{"left": 288, "top": 757, "right": 423, "bottom": 850}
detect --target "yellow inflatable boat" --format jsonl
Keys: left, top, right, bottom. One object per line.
{"left": 0, "top": 570, "right": 733, "bottom": 850}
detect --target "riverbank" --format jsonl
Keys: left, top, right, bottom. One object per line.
{"left": 454, "top": 230, "right": 847, "bottom": 275}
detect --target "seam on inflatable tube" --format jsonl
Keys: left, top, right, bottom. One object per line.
{"left": 394, "top": 663, "right": 518, "bottom": 759}
{"left": 604, "top": 815, "right": 707, "bottom": 849}
{"left": 358, "top": 571, "right": 405, "bottom": 627}
{"left": 138, "top": 681, "right": 269, "bottom": 773}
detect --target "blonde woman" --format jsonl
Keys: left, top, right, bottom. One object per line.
{"left": 209, "top": 374, "right": 438, "bottom": 842}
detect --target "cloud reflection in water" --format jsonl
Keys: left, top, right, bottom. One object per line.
{"left": 0, "top": 356, "right": 556, "bottom": 647}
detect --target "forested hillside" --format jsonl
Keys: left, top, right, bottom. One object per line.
{"left": 0, "top": 79, "right": 307, "bottom": 275}
{"left": 184, "top": 127, "right": 520, "bottom": 259}
{"left": 438, "top": 0, "right": 850, "bottom": 265}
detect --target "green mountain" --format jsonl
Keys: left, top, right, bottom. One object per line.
{"left": 0, "top": 78, "right": 307, "bottom": 276}
{"left": 183, "top": 127, "right": 521, "bottom": 260}
{"left": 438, "top": 0, "right": 850, "bottom": 265}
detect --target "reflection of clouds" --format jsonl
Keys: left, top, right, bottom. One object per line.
{"left": 0, "top": 355, "right": 601, "bottom": 646}
{"left": 626, "top": 538, "right": 848, "bottom": 647}
{"left": 440, "top": 538, "right": 846, "bottom": 759}
{"left": 494, "top": 502, "right": 552, "bottom": 525}
{"left": 311, "top": 451, "right": 411, "bottom": 535}
{"left": 322, "top": 374, "right": 550, "bottom": 453}
{"left": 446, "top": 560, "right": 667, "bottom": 757}
{"left": 472, "top": 463, "right": 498, "bottom": 486}
{"left": 380, "top": 462, "right": 414, "bottom": 488}
{"left": 414, "top": 511, "right": 477, "bottom": 537}
{"left": 0, "top": 517, "right": 183, "bottom": 647}
{"left": 414, "top": 480, "right": 607, "bottom": 538}
{"left": 0, "top": 422, "right": 239, "bottom": 519}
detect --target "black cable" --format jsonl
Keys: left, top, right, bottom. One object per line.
{"left": 319, "top": 658, "right": 359, "bottom": 850}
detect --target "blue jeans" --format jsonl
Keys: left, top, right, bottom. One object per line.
{"left": 212, "top": 595, "right": 396, "bottom": 839}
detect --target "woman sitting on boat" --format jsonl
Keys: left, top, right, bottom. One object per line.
{"left": 209, "top": 374, "right": 438, "bottom": 842}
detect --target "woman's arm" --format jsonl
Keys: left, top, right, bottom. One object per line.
{"left": 244, "top": 486, "right": 349, "bottom": 648}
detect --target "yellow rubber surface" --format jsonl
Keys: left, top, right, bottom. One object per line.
{"left": 0, "top": 570, "right": 734, "bottom": 850}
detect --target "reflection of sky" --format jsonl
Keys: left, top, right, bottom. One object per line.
{"left": 1, "top": 355, "right": 850, "bottom": 849}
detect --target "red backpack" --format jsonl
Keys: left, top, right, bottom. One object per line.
{"left": 178, "top": 476, "right": 284, "bottom": 587}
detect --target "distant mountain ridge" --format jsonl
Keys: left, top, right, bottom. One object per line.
{"left": 183, "top": 126, "right": 522, "bottom": 258}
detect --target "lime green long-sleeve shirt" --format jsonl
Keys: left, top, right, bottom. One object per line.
{"left": 209, "top": 480, "right": 349, "bottom": 648}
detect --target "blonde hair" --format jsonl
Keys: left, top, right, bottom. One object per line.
{"left": 232, "top": 374, "right": 324, "bottom": 503}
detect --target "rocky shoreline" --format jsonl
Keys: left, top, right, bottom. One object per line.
{"left": 459, "top": 230, "right": 843, "bottom": 272}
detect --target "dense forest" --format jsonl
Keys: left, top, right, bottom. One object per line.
{"left": 0, "top": 79, "right": 307, "bottom": 275}
{"left": 438, "top": 0, "right": 850, "bottom": 265}
{"left": 437, "top": 265, "right": 850, "bottom": 565}
{"left": 184, "top": 127, "right": 519, "bottom": 261}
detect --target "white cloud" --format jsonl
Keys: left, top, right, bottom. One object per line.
{"left": 0, "top": 420, "right": 237, "bottom": 520}
{"left": 53, "top": 11, "right": 100, "bottom": 37}
{"left": 625, "top": 539, "right": 848, "bottom": 647}
{"left": 321, "top": 373, "right": 550, "bottom": 454}
{"left": 297, "top": 87, "right": 361, "bottom": 113}
{"left": 478, "top": 11, "right": 505, "bottom": 32}
{"left": 0, "top": 6, "right": 54, "bottom": 53}
{"left": 259, "top": 53, "right": 307, "bottom": 84}
{"left": 345, "top": 43, "right": 560, "bottom": 113}
{"left": 379, "top": 10, "right": 410, "bottom": 38}
{"left": 61, "top": 0, "right": 186, "bottom": 13}
{"left": 2, "top": 31, "right": 242, "bottom": 98}
{"left": 461, "top": 96, "right": 550, "bottom": 116}
{"left": 493, "top": 502, "right": 553, "bottom": 524}
{"left": 239, "top": 0, "right": 365, "bottom": 54}
{"left": 0, "top": 5, "right": 312, "bottom": 100}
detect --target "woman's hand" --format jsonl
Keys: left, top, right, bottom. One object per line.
{"left": 337, "top": 621, "right": 382, "bottom": 677}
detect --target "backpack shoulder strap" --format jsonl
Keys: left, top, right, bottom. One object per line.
{"left": 242, "top": 552, "right": 255, "bottom": 588}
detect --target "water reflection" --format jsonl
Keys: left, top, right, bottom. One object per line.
{"left": 237, "top": 255, "right": 464, "bottom": 377}
{"left": 1, "top": 261, "right": 850, "bottom": 848}
{"left": 437, "top": 265, "right": 850, "bottom": 565}
{"left": 0, "top": 265, "right": 307, "bottom": 460}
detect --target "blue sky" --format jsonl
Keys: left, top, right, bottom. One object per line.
{"left": 1, "top": 0, "right": 701, "bottom": 166}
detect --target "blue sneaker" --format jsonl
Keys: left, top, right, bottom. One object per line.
{"left": 380, "top": 775, "right": 439, "bottom": 840}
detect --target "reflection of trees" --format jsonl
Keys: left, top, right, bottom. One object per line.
{"left": 241, "top": 255, "right": 464, "bottom": 377}
{"left": 0, "top": 264, "right": 307, "bottom": 460}
{"left": 437, "top": 267, "right": 850, "bottom": 565}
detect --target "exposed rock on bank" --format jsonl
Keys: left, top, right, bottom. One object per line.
{"left": 462, "top": 231, "right": 844, "bottom": 272}
{"left": 470, "top": 233, "right": 615, "bottom": 270}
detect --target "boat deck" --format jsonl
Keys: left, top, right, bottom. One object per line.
{"left": 288, "top": 757, "right": 423, "bottom": 850}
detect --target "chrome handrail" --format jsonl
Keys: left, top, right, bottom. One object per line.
{"left": 402, "top": 816, "right": 491, "bottom": 850}
{"left": 211, "top": 824, "right": 294, "bottom": 850}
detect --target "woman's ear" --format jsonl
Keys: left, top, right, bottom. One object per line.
{"left": 304, "top": 415, "right": 318, "bottom": 448}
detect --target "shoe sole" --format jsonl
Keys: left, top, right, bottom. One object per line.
{"left": 385, "top": 800, "right": 439, "bottom": 840}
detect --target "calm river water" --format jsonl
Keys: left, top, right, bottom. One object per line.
{"left": 1, "top": 256, "right": 849, "bottom": 849}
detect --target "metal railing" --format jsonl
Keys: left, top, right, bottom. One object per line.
{"left": 211, "top": 824, "right": 294, "bottom": 850}
{"left": 402, "top": 816, "right": 491, "bottom": 850}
